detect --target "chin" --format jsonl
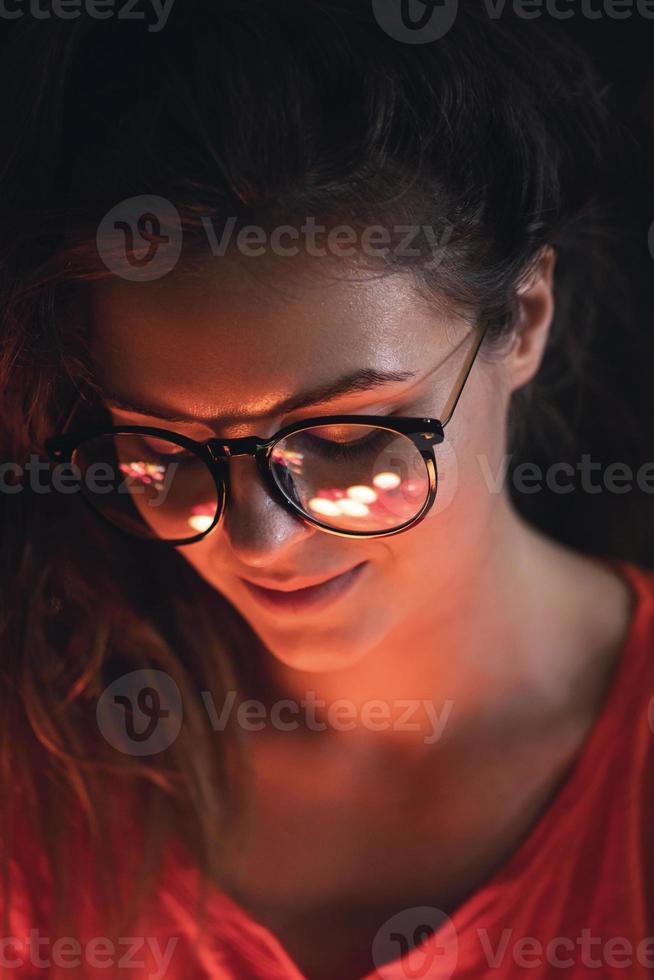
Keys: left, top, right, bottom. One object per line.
{"left": 268, "top": 644, "right": 366, "bottom": 673}
{"left": 252, "top": 617, "right": 382, "bottom": 674}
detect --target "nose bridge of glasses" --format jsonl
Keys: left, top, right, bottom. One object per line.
{"left": 207, "top": 435, "right": 270, "bottom": 460}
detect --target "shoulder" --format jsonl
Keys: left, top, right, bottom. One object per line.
{"left": 613, "top": 558, "right": 654, "bottom": 675}
{"left": 576, "top": 554, "right": 654, "bottom": 692}
{"left": 594, "top": 558, "right": 654, "bottom": 774}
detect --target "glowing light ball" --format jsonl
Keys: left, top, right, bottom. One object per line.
{"left": 346, "top": 485, "right": 377, "bottom": 504}
{"left": 337, "top": 499, "right": 369, "bottom": 518}
{"left": 188, "top": 514, "right": 214, "bottom": 533}
{"left": 373, "top": 471, "right": 401, "bottom": 491}
{"left": 308, "top": 497, "right": 342, "bottom": 517}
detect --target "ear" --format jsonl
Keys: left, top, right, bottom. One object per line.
{"left": 506, "top": 247, "right": 556, "bottom": 393}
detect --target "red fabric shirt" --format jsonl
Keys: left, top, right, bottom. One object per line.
{"left": 7, "top": 557, "right": 654, "bottom": 979}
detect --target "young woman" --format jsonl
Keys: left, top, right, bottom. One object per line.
{"left": 0, "top": 2, "right": 652, "bottom": 978}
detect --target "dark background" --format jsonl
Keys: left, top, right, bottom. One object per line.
{"left": 511, "top": 11, "right": 654, "bottom": 570}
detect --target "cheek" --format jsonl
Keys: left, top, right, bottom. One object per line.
{"left": 432, "top": 428, "right": 507, "bottom": 520}
{"left": 403, "top": 370, "right": 510, "bottom": 569}
{"left": 433, "top": 397, "right": 507, "bottom": 516}
{"left": 176, "top": 533, "right": 225, "bottom": 589}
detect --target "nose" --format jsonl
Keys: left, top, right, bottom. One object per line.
{"left": 220, "top": 454, "right": 315, "bottom": 568}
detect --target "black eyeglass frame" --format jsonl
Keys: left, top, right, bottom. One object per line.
{"left": 44, "top": 323, "right": 489, "bottom": 545}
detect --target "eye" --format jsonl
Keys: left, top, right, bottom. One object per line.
{"left": 309, "top": 425, "right": 379, "bottom": 445}
{"left": 300, "top": 427, "right": 388, "bottom": 462}
{"left": 136, "top": 434, "right": 195, "bottom": 459}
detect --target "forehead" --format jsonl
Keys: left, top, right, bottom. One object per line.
{"left": 89, "top": 255, "right": 459, "bottom": 423}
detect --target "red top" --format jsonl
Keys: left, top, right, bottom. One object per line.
{"left": 7, "top": 557, "right": 654, "bottom": 979}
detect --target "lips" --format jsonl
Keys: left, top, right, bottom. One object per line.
{"left": 239, "top": 561, "right": 368, "bottom": 614}
{"left": 241, "top": 564, "right": 364, "bottom": 592}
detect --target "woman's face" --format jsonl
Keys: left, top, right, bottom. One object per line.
{"left": 90, "top": 252, "right": 546, "bottom": 672}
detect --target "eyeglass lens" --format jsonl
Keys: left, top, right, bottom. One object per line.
{"left": 70, "top": 423, "right": 432, "bottom": 542}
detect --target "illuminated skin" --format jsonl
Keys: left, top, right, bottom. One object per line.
{"left": 91, "top": 250, "right": 633, "bottom": 973}
{"left": 90, "top": 249, "right": 630, "bottom": 686}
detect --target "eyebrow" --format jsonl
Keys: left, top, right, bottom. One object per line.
{"left": 97, "top": 368, "right": 418, "bottom": 424}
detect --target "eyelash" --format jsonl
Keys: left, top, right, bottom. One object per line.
{"left": 304, "top": 429, "right": 387, "bottom": 460}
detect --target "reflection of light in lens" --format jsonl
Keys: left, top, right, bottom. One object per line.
{"left": 272, "top": 446, "right": 304, "bottom": 474}
{"left": 346, "top": 485, "right": 377, "bottom": 504}
{"left": 119, "top": 460, "right": 166, "bottom": 490}
{"left": 337, "top": 499, "right": 369, "bottom": 518}
{"left": 187, "top": 503, "right": 215, "bottom": 533}
{"left": 403, "top": 479, "right": 426, "bottom": 496}
{"left": 188, "top": 513, "right": 214, "bottom": 533}
{"left": 308, "top": 496, "right": 342, "bottom": 517}
{"left": 373, "top": 471, "right": 401, "bottom": 490}
{"left": 316, "top": 488, "right": 345, "bottom": 500}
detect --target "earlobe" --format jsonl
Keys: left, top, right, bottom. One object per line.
{"left": 508, "top": 247, "right": 557, "bottom": 393}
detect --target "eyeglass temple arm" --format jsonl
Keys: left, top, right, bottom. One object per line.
{"left": 439, "top": 322, "right": 490, "bottom": 428}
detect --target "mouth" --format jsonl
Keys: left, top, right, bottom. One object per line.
{"left": 239, "top": 562, "right": 368, "bottom": 615}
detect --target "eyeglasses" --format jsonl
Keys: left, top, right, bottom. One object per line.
{"left": 44, "top": 324, "right": 488, "bottom": 545}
